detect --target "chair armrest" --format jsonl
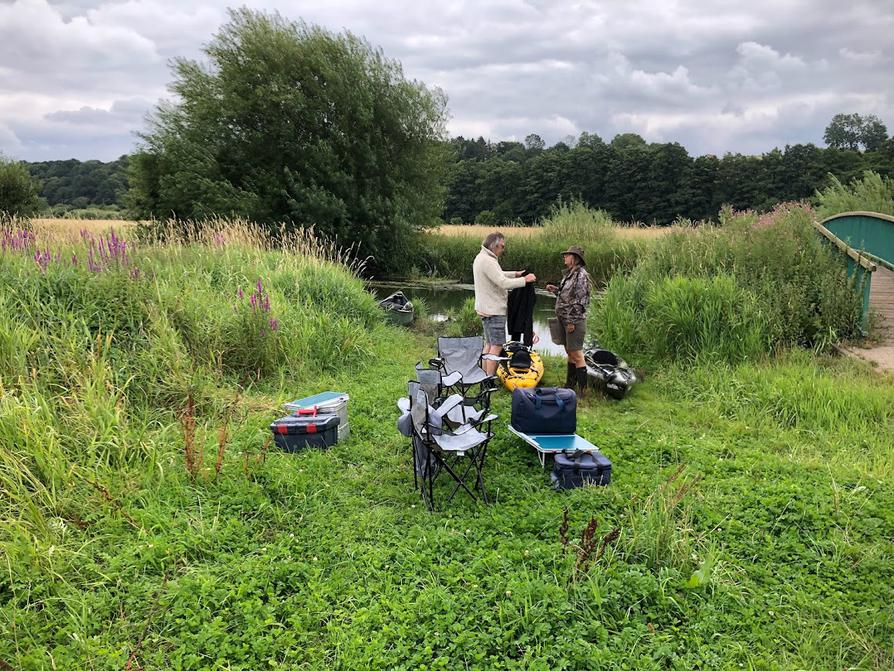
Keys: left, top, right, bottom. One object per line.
{"left": 435, "top": 393, "right": 465, "bottom": 417}
{"left": 429, "top": 357, "right": 446, "bottom": 370}
{"left": 442, "top": 371, "right": 463, "bottom": 387}
{"left": 397, "top": 397, "right": 410, "bottom": 413}
{"left": 481, "top": 354, "right": 510, "bottom": 363}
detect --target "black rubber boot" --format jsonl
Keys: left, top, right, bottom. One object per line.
{"left": 576, "top": 367, "right": 589, "bottom": 398}
{"left": 565, "top": 362, "right": 575, "bottom": 389}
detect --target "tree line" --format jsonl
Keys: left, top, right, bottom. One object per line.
{"left": 25, "top": 156, "right": 129, "bottom": 209}
{"left": 14, "top": 131, "right": 894, "bottom": 227}
{"left": 444, "top": 129, "right": 894, "bottom": 226}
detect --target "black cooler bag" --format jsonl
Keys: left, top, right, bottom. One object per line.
{"left": 551, "top": 451, "right": 612, "bottom": 489}
{"left": 511, "top": 387, "right": 577, "bottom": 435}
{"left": 270, "top": 414, "right": 340, "bottom": 451}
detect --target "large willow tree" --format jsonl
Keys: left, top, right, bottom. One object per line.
{"left": 128, "top": 8, "right": 448, "bottom": 272}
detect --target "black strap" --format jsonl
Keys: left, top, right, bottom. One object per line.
{"left": 533, "top": 388, "right": 564, "bottom": 410}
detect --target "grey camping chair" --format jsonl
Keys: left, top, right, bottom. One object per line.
{"left": 432, "top": 336, "right": 506, "bottom": 412}
{"left": 414, "top": 362, "right": 487, "bottom": 426}
{"left": 415, "top": 362, "right": 462, "bottom": 401}
{"left": 397, "top": 380, "right": 496, "bottom": 510}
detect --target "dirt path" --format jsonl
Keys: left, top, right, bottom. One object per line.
{"left": 843, "top": 266, "right": 894, "bottom": 373}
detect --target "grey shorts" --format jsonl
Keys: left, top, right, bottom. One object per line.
{"left": 481, "top": 315, "right": 507, "bottom": 346}
{"left": 556, "top": 319, "right": 586, "bottom": 351}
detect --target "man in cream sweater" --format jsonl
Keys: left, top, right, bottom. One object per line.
{"left": 473, "top": 233, "right": 537, "bottom": 374}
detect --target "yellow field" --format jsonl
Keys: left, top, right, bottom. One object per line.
{"left": 25, "top": 218, "right": 675, "bottom": 245}
{"left": 434, "top": 224, "right": 674, "bottom": 240}
{"left": 28, "top": 218, "right": 136, "bottom": 243}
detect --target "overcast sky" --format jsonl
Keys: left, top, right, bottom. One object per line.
{"left": 1, "top": 0, "right": 892, "bottom": 161}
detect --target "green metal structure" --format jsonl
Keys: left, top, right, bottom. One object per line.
{"left": 814, "top": 211, "right": 894, "bottom": 330}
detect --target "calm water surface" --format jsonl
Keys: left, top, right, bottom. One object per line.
{"left": 370, "top": 282, "right": 568, "bottom": 356}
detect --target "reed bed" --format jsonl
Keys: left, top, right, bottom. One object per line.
{"left": 436, "top": 223, "right": 674, "bottom": 240}
{"left": 417, "top": 202, "right": 652, "bottom": 285}
{"left": 593, "top": 203, "right": 862, "bottom": 364}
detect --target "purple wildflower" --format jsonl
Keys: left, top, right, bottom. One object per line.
{"left": 33, "top": 249, "right": 51, "bottom": 273}
{"left": 269, "top": 318, "right": 279, "bottom": 332}
{"left": 1, "top": 227, "right": 35, "bottom": 254}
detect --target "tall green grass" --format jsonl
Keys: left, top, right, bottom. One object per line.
{"left": 416, "top": 202, "right": 648, "bottom": 285}
{"left": 815, "top": 170, "right": 894, "bottom": 220}
{"left": 593, "top": 203, "right": 861, "bottom": 364}
{"left": 0, "top": 218, "right": 385, "bottom": 538}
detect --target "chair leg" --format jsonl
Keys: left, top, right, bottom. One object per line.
{"left": 426, "top": 449, "right": 436, "bottom": 510}
{"left": 411, "top": 440, "right": 418, "bottom": 492}
{"left": 475, "top": 444, "right": 489, "bottom": 504}
{"left": 439, "top": 454, "right": 480, "bottom": 504}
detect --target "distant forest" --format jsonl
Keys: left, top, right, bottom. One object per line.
{"left": 25, "top": 156, "right": 129, "bottom": 213}
{"left": 443, "top": 133, "right": 894, "bottom": 225}
{"left": 24, "top": 135, "right": 894, "bottom": 224}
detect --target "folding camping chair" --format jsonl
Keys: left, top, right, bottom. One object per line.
{"left": 432, "top": 336, "right": 506, "bottom": 412}
{"left": 397, "top": 381, "right": 496, "bottom": 510}
{"left": 414, "top": 362, "right": 461, "bottom": 401}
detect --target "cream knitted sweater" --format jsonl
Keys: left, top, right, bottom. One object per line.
{"left": 472, "top": 246, "right": 526, "bottom": 316}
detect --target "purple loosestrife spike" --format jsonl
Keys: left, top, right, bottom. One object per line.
{"left": 257, "top": 279, "right": 263, "bottom": 294}
{"left": 250, "top": 293, "right": 257, "bottom": 309}
{"left": 71, "top": 253, "right": 78, "bottom": 266}
{"left": 263, "top": 294, "right": 270, "bottom": 312}
{"left": 237, "top": 287, "right": 244, "bottom": 299}
{"left": 269, "top": 318, "right": 279, "bottom": 331}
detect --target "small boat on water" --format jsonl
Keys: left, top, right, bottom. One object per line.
{"left": 585, "top": 348, "right": 637, "bottom": 399}
{"left": 497, "top": 341, "right": 544, "bottom": 391}
{"left": 379, "top": 291, "right": 415, "bottom": 326}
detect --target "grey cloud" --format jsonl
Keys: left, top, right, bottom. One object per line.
{"left": 44, "top": 98, "right": 153, "bottom": 127}
{"left": 1, "top": 0, "right": 892, "bottom": 161}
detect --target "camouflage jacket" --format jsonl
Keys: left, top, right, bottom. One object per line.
{"left": 555, "top": 265, "right": 591, "bottom": 323}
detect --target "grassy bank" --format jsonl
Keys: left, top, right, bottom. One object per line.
{"left": 2, "top": 218, "right": 892, "bottom": 670}
{"left": 592, "top": 202, "right": 863, "bottom": 363}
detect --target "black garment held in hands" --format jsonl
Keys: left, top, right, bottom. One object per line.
{"left": 507, "top": 280, "right": 537, "bottom": 346}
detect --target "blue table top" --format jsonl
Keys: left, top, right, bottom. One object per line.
{"left": 286, "top": 391, "right": 348, "bottom": 408}
{"left": 508, "top": 425, "right": 598, "bottom": 453}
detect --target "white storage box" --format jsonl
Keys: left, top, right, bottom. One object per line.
{"left": 284, "top": 392, "right": 350, "bottom": 442}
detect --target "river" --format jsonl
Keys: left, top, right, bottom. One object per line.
{"left": 370, "top": 282, "right": 568, "bottom": 356}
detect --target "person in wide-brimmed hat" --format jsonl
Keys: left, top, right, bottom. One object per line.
{"left": 546, "top": 245, "right": 591, "bottom": 393}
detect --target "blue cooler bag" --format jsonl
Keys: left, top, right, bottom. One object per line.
{"left": 551, "top": 451, "right": 612, "bottom": 489}
{"left": 511, "top": 387, "right": 577, "bottom": 435}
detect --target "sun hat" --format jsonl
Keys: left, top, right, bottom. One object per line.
{"left": 560, "top": 245, "right": 585, "bottom": 266}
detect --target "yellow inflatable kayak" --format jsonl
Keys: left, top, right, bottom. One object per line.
{"left": 497, "top": 343, "right": 544, "bottom": 391}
